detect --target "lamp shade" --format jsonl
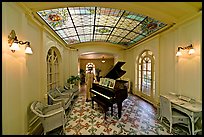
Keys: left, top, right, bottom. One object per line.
{"left": 25, "top": 46, "right": 33, "bottom": 54}
{"left": 101, "top": 56, "right": 105, "bottom": 63}
{"left": 10, "top": 42, "right": 20, "bottom": 51}
{"left": 188, "top": 49, "right": 195, "bottom": 55}
{"left": 176, "top": 51, "right": 182, "bottom": 56}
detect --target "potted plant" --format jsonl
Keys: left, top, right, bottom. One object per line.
{"left": 80, "top": 69, "right": 85, "bottom": 85}
{"left": 67, "top": 75, "right": 81, "bottom": 89}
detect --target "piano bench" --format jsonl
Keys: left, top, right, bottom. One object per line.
{"left": 91, "top": 96, "right": 113, "bottom": 120}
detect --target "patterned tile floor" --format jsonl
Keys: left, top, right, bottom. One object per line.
{"left": 48, "top": 85, "right": 190, "bottom": 135}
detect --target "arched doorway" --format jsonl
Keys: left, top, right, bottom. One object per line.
{"left": 136, "top": 50, "right": 155, "bottom": 104}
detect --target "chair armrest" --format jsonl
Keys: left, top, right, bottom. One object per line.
{"left": 60, "top": 90, "right": 73, "bottom": 96}
{"left": 55, "top": 88, "right": 72, "bottom": 97}
{"left": 64, "top": 85, "right": 69, "bottom": 90}
{"left": 43, "top": 107, "right": 65, "bottom": 118}
{"left": 43, "top": 102, "right": 62, "bottom": 113}
{"left": 57, "top": 94, "right": 71, "bottom": 98}
{"left": 48, "top": 94, "right": 65, "bottom": 102}
{"left": 56, "top": 87, "right": 66, "bottom": 94}
{"left": 52, "top": 97, "right": 64, "bottom": 102}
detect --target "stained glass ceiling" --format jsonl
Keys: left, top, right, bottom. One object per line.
{"left": 37, "top": 7, "right": 167, "bottom": 47}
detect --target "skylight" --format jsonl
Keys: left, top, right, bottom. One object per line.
{"left": 37, "top": 7, "right": 167, "bottom": 47}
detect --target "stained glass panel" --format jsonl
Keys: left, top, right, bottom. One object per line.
{"left": 37, "top": 6, "right": 167, "bottom": 47}
{"left": 108, "top": 36, "right": 123, "bottom": 43}
{"left": 95, "top": 26, "right": 112, "bottom": 35}
{"left": 111, "top": 28, "right": 129, "bottom": 37}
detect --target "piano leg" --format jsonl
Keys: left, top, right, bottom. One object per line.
{"left": 117, "top": 102, "right": 122, "bottom": 118}
{"left": 105, "top": 111, "right": 107, "bottom": 120}
{"left": 91, "top": 98, "right": 94, "bottom": 109}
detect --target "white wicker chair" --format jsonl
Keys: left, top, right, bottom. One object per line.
{"left": 48, "top": 89, "right": 72, "bottom": 110}
{"left": 30, "top": 101, "right": 66, "bottom": 135}
{"left": 160, "top": 96, "right": 191, "bottom": 134}
{"left": 56, "top": 86, "right": 79, "bottom": 98}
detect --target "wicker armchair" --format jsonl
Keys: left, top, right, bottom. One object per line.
{"left": 30, "top": 101, "right": 66, "bottom": 135}
{"left": 48, "top": 89, "right": 72, "bottom": 110}
{"left": 56, "top": 86, "right": 79, "bottom": 98}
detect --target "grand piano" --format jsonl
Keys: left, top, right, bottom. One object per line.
{"left": 90, "top": 61, "right": 128, "bottom": 119}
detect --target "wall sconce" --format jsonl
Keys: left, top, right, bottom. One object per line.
{"left": 8, "top": 30, "right": 33, "bottom": 54}
{"left": 101, "top": 56, "right": 105, "bottom": 63}
{"left": 176, "top": 44, "right": 195, "bottom": 56}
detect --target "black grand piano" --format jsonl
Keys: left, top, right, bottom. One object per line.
{"left": 90, "top": 61, "right": 128, "bottom": 119}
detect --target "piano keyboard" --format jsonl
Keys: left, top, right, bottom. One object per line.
{"left": 91, "top": 89, "right": 111, "bottom": 100}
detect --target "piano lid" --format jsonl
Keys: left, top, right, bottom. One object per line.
{"left": 105, "top": 61, "right": 126, "bottom": 80}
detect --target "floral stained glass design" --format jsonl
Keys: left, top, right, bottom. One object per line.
{"left": 37, "top": 7, "right": 167, "bottom": 47}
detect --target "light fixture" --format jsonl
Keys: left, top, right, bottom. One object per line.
{"left": 176, "top": 44, "right": 195, "bottom": 56}
{"left": 101, "top": 56, "right": 105, "bottom": 63}
{"left": 8, "top": 30, "right": 33, "bottom": 54}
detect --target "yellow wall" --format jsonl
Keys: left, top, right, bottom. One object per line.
{"left": 2, "top": 3, "right": 41, "bottom": 134}
{"left": 2, "top": 2, "right": 72, "bottom": 134}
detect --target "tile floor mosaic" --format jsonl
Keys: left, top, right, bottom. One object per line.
{"left": 48, "top": 90, "right": 190, "bottom": 135}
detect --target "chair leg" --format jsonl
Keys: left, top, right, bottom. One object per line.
{"left": 160, "top": 117, "right": 163, "bottom": 122}
{"left": 92, "top": 99, "right": 94, "bottom": 109}
{"left": 105, "top": 111, "right": 107, "bottom": 120}
{"left": 170, "top": 123, "right": 172, "bottom": 133}
{"left": 62, "top": 121, "right": 65, "bottom": 135}
{"left": 188, "top": 123, "right": 191, "bottom": 135}
{"left": 111, "top": 105, "right": 113, "bottom": 116}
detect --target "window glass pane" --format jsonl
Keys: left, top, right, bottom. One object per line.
{"left": 147, "top": 62, "right": 151, "bottom": 71}
{"left": 142, "top": 71, "right": 147, "bottom": 85}
{"left": 147, "top": 71, "right": 151, "bottom": 79}
{"left": 142, "top": 63, "right": 146, "bottom": 70}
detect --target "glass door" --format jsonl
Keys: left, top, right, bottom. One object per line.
{"left": 141, "top": 57, "right": 152, "bottom": 97}
{"left": 137, "top": 50, "right": 155, "bottom": 104}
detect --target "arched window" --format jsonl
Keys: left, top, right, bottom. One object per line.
{"left": 47, "top": 47, "right": 61, "bottom": 91}
{"left": 136, "top": 50, "right": 155, "bottom": 101}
